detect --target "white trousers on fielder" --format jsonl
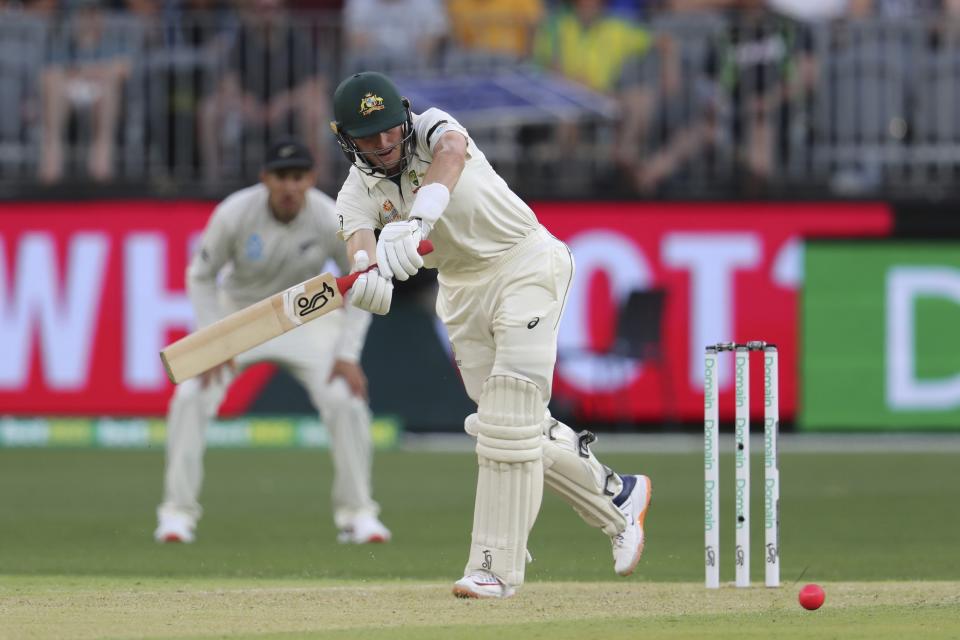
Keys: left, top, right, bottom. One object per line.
{"left": 158, "top": 304, "right": 378, "bottom": 530}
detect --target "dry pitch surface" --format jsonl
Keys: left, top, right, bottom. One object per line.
{"left": 3, "top": 578, "right": 959, "bottom": 640}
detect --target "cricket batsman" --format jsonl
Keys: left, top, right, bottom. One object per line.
{"left": 154, "top": 139, "right": 391, "bottom": 546}
{"left": 330, "top": 71, "right": 652, "bottom": 598}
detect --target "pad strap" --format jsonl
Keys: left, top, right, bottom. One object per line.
{"left": 542, "top": 418, "right": 626, "bottom": 536}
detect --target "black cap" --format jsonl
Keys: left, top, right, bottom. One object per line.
{"left": 263, "top": 139, "right": 314, "bottom": 172}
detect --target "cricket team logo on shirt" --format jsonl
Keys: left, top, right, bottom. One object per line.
{"left": 245, "top": 233, "right": 263, "bottom": 260}
{"left": 381, "top": 200, "right": 400, "bottom": 224}
{"left": 408, "top": 169, "right": 421, "bottom": 188}
{"left": 408, "top": 169, "right": 427, "bottom": 192}
{"left": 359, "top": 93, "right": 385, "bottom": 117}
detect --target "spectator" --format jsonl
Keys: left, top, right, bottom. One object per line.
{"left": 446, "top": 0, "right": 544, "bottom": 60}
{"left": 0, "top": 0, "right": 47, "bottom": 177}
{"left": 126, "top": 0, "right": 165, "bottom": 47}
{"left": 343, "top": 0, "right": 449, "bottom": 73}
{"left": 145, "top": 0, "right": 238, "bottom": 178}
{"left": 703, "top": 1, "right": 817, "bottom": 189}
{"left": 623, "top": 0, "right": 725, "bottom": 194}
{"left": 162, "top": 0, "right": 239, "bottom": 49}
{"left": 198, "top": 0, "right": 330, "bottom": 185}
{"left": 533, "top": 0, "right": 659, "bottom": 188}
{"left": 38, "top": 0, "right": 135, "bottom": 183}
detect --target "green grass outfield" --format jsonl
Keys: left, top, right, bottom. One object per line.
{"left": 1, "top": 448, "right": 959, "bottom": 638}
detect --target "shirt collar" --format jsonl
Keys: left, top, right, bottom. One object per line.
{"left": 357, "top": 164, "right": 389, "bottom": 191}
{"left": 355, "top": 154, "right": 423, "bottom": 191}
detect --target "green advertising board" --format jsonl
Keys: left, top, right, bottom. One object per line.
{"left": 802, "top": 242, "right": 960, "bottom": 430}
{"left": 0, "top": 416, "right": 401, "bottom": 449}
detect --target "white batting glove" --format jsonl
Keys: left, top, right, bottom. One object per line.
{"left": 376, "top": 219, "right": 424, "bottom": 282}
{"left": 348, "top": 250, "right": 392, "bottom": 315}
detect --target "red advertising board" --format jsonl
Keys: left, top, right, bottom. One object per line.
{"left": 0, "top": 201, "right": 892, "bottom": 422}
{"left": 537, "top": 202, "right": 892, "bottom": 423}
{"left": 0, "top": 201, "right": 273, "bottom": 416}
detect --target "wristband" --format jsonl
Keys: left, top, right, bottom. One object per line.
{"left": 410, "top": 183, "right": 449, "bottom": 237}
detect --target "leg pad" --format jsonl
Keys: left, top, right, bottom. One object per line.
{"left": 465, "top": 375, "right": 545, "bottom": 587}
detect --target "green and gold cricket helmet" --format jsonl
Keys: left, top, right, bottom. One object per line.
{"left": 330, "top": 71, "right": 415, "bottom": 175}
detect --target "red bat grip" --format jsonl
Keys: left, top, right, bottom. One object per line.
{"left": 336, "top": 239, "right": 434, "bottom": 295}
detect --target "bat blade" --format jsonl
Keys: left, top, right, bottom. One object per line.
{"left": 160, "top": 239, "right": 433, "bottom": 385}
{"left": 160, "top": 272, "right": 343, "bottom": 384}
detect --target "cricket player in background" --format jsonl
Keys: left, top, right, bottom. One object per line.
{"left": 154, "top": 139, "right": 391, "bottom": 546}
{"left": 330, "top": 72, "right": 652, "bottom": 598}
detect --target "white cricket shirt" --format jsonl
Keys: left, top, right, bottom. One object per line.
{"left": 336, "top": 108, "right": 541, "bottom": 282}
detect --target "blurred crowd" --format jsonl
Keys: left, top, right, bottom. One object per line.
{"left": 2, "top": 0, "right": 960, "bottom": 198}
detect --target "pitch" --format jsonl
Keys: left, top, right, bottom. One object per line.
{"left": 1, "top": 447, "right": 958, "bottom": 638}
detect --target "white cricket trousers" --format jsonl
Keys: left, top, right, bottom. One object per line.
{"left": 436, "top": 226, "right": 574, "bottom": 404}
{"left": 157, "top": 303, "right": 379, "bottom": 530}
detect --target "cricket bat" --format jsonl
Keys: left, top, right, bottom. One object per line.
{"left": 160, "top": 240, "right": 433, "bottom": 384}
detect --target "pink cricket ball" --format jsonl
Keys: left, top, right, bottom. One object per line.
{"left": 798, "top": 583, "right": 825, "bottom": 610}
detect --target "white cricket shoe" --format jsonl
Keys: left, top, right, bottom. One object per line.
{"left": 452, "top": 570, "right": 516, "bottom": 599}
{"left": 337, "top": 514, "right": 392, "bottom": 544}
{"left": 154, "top": 511, "right": 195, "bottom": 544}
{"left": 612, "top": 474, "right": 652, "bottom": 576}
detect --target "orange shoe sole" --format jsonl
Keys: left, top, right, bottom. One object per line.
{"left": 621, "top": 475, "right": 653, "bottom": 577}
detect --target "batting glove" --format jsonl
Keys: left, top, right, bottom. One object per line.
{"left": 349, "top": 250, "right": 393, "bottom": 315}
{"left": 376, "top": 219, "right": 424, "bottom": 282}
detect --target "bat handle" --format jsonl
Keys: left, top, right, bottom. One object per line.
{"left": 336, "top": 239, "right": 434, "bottom": 295}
